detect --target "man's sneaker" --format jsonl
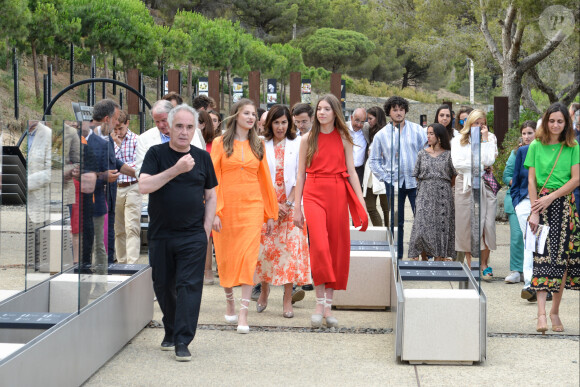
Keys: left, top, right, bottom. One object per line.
{"left": 505, "top": 271, "right": 521, "bottom": 284}
{"left": 251, "top": 283, "right": 262, "bottom": 301}
{"left": 175, "top": 343, "right": 191, "bottom": 362}
{"left": 291, "top": 288, "right": 305, "bottom": 304}
{"left": 160, "top": 335, "right": 174, "bottom": 351}
{"left": 302, "top": 284, "right": 314, "bottom": 291}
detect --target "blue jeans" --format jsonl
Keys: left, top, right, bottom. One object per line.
{"left": 385, "top": 181, "right": 417, "bottom": 259}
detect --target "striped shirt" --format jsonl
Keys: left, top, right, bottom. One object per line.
{"left": 114, "top": 130, "right": 138, "bottom": 183}
{"left": 369, "top": 120, "right": 427, "bottom": 189}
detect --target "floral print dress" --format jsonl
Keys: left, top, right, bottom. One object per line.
{"left": 257, "top": 140, "right": 311, "bottom": 286}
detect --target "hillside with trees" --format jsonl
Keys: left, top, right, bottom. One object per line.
{"left": 0, "top": 0, "right": 578, "bottom": 127}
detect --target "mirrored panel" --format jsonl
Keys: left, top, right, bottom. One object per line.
{"left": 77, "top": 119, "right": 113, "bottom": 310}
{"left": 1, "top": 121, "right": 27, "bottom": 296}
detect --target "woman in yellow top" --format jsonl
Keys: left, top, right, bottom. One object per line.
{"left": 211, "top": 99, "right": 278, "bottom": 334}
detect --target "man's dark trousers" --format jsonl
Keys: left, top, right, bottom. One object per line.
{"left": 355, "top": 165, "right": 365, "bottom": 191}
{"left": 385, "top": 181, "right": 417, "bottom": 259}
{"left": 149, "top": 232, "right": 207, "bottom": 346}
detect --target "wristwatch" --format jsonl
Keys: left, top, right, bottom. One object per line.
{"left": 285, "top": 200, "right": 294, "bottom": 207}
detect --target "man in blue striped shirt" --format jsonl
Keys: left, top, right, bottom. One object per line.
{"left": 369, "top": 96, "right": 427, "bottom": 259}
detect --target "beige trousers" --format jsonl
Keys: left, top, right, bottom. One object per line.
{"left": 115, "top": 183, "right": 142, "bottom": 264}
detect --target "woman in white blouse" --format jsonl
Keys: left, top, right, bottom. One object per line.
{"left": 255, "top": 105, "right": 311, "bottom": 318}
{"left": 451, "top": 109, "right": 498, "bottom": 280}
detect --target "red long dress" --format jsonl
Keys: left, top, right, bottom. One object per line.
{"left": 303, "top": 129, "right": 367, "bottom": 290}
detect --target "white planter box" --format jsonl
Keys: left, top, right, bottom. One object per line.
{"left": 334, "top": 250, "right": 392, "bottom": 309}
{"left": 402, "top": 288, "right": 480, "bottom": 364}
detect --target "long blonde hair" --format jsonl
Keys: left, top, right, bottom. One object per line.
{"left": 306, "top": 94, "right": 353, "bottom": 166}
{"left": 222, "top": 98, "right": 264, "bottom": 160}
{"left": 459, "top": 109, "right": 487, "bottom": 146}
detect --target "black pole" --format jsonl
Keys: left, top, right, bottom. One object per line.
{"left": 141, "top": 80, "right": 146, "bottom": 113}
{"left": 119, "top": 90, "right": 123, "bottom": 109}
{"left": 140, "top": 112, "right": 146, "bottom": 135}
{"left": 70, "top": 43, "right": 74, "bottom": 85}
{"left": 138, "top": 73, "right": 143, "bottom": 113}
{"left": 112, "top": 57, "right": 117, "bottom": 95}
{"left": 43, "top": 74, "right": 48, "bottom": 113}
{"left": 90, "top": 56, "right": 96, "bottom": 105}
{"left": 47, "top": 64, "right": 53, "bottom": 109}
{"left": 13, "top": 48, "right": 19, "bottom": 119}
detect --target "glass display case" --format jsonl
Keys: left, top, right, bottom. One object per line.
{"left": 0, "top": 117, "right": 153, "bottom": 385}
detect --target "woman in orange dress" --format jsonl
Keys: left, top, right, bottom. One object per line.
{"left": 211, "top": 99, "right": 278, "bottom": 334}
{"left": 256, "top": 105, "right": 311, "bottom": 319}
{"left": 294, "top": 94, "right": 368, "bottom": 328}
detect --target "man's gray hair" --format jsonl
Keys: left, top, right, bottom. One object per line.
{"left": 168, "top": 104, "right": 198, "bottom": 128}
{"left": 353, "top": 107, "right": 367, "bottom": 119}
{"left": 92, "top": 99, "right": 120, "bottom": 122}
{"left": 151, "top": 100, "right": 174, "bottom": 117}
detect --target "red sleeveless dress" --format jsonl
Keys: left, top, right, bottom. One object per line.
{"left": 303, "top": 129, "right": 367, "bottom": 290}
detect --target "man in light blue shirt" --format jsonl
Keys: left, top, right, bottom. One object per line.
{"left": 369, "top": 96, "right": 427, "bottom": 258}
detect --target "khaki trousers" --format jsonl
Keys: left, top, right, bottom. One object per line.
{"left": 115, "top": 183, "right": 142, "bottom": 264}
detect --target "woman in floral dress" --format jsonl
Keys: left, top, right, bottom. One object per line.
{"left": 256, "top": 105, "right": 311, "bottom": 318}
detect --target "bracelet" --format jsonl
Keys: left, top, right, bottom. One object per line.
{"left": 285, "top": 200, "right": 294, "bottom": 207}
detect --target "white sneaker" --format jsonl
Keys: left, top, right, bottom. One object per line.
{"left": 505, "top": 271, "right": 521, "bottom": 283}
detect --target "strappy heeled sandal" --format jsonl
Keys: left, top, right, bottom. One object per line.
{"left": 537, "top": 314, "right": 548, "bottom": 334}
{"left": 311, "top": 297, "right": 325, "bottom": 328}
{"left": 237, "top": 298, "right": 250, "bottom": 334}
{"left": 324, "top": 298, "right": 338, "bottom": 328}
{"left": 224, "top": 291, "right": 238, "bottom": 324}
{"left": 550, "top": 314, "right": 564, "bottom": 332}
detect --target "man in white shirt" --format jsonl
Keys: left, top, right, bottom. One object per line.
{"left": 348, "top": 108, "right": 370, "bottom": 189}
{"left": 135, "top": 100, "right": 205, "bottom": 178}
{"left": 369, "top": 96, "right": 427, "bottom": 259}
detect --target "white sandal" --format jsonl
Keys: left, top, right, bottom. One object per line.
{"left": 224, "top": 291, "right": 238, "bottom": 324}
{"left": 237, "top": 298, "right": 250, "bottom": 334}
{"left": 324, "top": 298, "right": 338, "bottom": 328}
{"left": 311, "top": 297, "right": 326, "bottom": 328}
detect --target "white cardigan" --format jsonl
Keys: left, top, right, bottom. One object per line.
{"left": 451, "top": 132, "right": 498, "bottom": 193}
{"left": 265, "top": 137, "right": 300, "bottom": 199}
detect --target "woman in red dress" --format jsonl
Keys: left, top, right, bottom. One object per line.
{"left": 293, "top": 94, "right": 368, "bottom": 328}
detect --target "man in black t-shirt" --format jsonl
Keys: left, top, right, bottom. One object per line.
{"left": 140, "top": 104, "right": 218, "bottom": 362}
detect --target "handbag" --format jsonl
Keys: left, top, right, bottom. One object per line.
{"left": 482, "top": 168, "right": 501, "bottom": 196}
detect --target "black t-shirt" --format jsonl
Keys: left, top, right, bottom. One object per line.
{"left": 141, "top": 143, "right": 218, "bottom": 240}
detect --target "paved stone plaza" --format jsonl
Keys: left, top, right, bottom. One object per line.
{"left": 81, "top": 206, "right": 579, "bottom": 387}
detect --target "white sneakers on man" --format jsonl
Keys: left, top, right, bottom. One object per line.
{"left": 505, "top": 271, "right": 521, "bottom": 283}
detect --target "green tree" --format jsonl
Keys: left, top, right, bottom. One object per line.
{"left": 271, "top": 42, "right": 304, "bottom": 103}
{"left": 232, "top": 0, "right": 329, "bottom": 42}
{"left": 28, "top": 0, "right": 60, "bottom": 99}
{"left": 299, "top": 28, "right": 374, "bottom": 73}
{"left": 0, "top": 0, "right": 31, "bottom": 69}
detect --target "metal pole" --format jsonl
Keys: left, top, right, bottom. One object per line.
{"left": 138, "top": 73, "right": 143, "bottom": 113}
{"left": 13, "top": 48, "right": 19, "bottom": 119}
{"left": 112, "top": 57, "right": 117, "bottom": 95}
{"left": 90, "top": 56, "right": 96, "bottom": 105}
{"left": 47, "top": 64, "right": 52, "bottom": 108}
{"left": 70, "top": 43, "right": 74, "bottom": 85}
{"left": 469, "top": 58, "right": 474, "bottom": 105}
{"left": 43, "top": 74, "right": 48, "bottom": 114}
{"left": 119, "top": 90, "right": 123, "bottom": 109}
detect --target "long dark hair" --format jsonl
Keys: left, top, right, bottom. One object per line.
{"left": 434, "top": 104, "right": 453, "bottom": 140}
{"left": 264, "top": 105, "right": 296, "bottom": 141}
{"left": 536, "top": 102, "right": 577, "bottom": 147}
{"left": 367, "top": 106, "right": 387, "bottom": 143}
{"left": 428, "top": 123, "right": 451, "bottom": 151}
{"left": 198, "top": 110, "right": 214, "bottom": 144}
